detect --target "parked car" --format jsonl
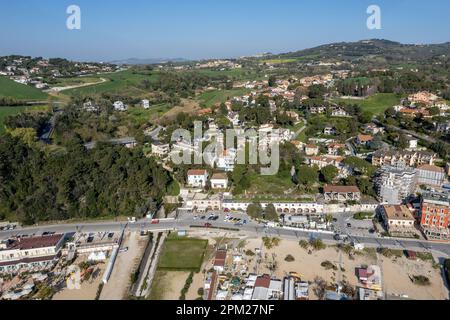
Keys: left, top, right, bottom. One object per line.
{"left": 204, "top": 223, "right": 212, "bottom": 228}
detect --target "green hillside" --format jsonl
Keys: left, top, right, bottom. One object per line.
{"left": 0, "top": 76, "right": 48, "bottom": 101}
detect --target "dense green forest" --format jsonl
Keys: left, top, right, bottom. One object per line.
{"left": 0, "top": 135, "right": 172, "bottom": 225}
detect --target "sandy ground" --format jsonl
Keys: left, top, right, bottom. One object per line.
{"left": 242, "top": 238, "right": 447, "bottom": 300}
{"left": 381, "top": 255, "right": 447, "bottom": 300}
{"left": 186, "top": 272, "right": 206, "bottom": 300}
{"left": 100, "top": 231, "right": 147, "bottom": 300}
{"left": 53, "top": 262, "right": 106, "bottom": 300}
{"left": 150, "top": 271, "right": 190, "bottom": 300}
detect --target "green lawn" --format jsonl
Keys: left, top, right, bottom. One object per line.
{"left": 246, "top": 171, "right": 295, "bottom": 195}
{"left": 335, "top": 93, "right": 402, "bottom": 115}
{"left": 0, "top": 105, "right": 47, "bottom": 134}
{"left": 126, "top": 104, "right": 171, "bottom": 126}
{"left": 157, "top": 237, "right": 208, "bottom": 272}
{"left": 0, "top": 76, "right": 48, "bottom": 101}
{"left": 198, "top": 88, "right": 249, "bottom": 108}
{"left": 262, "top": 58, "right": 298, "bottom": 64}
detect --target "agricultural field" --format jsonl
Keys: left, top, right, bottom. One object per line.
{"left": 262, "top": 58, "right": 298, "bottom": 64}
{"left": 157, "top": 236, "right": 208, "bottom": 272}
{"left": 335, "top": 93, "right": 402, "bottom": 115}
{"left": 0, "top": 105, "right": 47, "bottom": 134}
{"left": 64, "top": 70, "right": 160, "bottom": 96}
{"left": 0, "top": 76, "right": 48, "bottom": 101}
{"left": 198, "top": 88, "right": 249, "bottom": 108}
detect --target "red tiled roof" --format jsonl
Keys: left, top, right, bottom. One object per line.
{"left": 187, "top": 169, "right": 207, "bottom": 176}
{"left": 254, "top": 275, "right": 271, "bottom": 288}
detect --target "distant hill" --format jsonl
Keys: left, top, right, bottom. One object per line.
{"left": 109, "top": 57, "right": 188, "bottom": 65}
{"left": 265, "top": 39, "right": 450, "bottom": 64}
{"left": 0, "top": 76, "right": 48, "bottom": 101}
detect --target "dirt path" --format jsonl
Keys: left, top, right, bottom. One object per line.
{"left": 48, "top": 78, "right": 108, "bottom": 92}
{"left": 100, "top": 231, "right": 147, "bottom": 300}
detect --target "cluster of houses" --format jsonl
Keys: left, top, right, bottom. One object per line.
{"left": 204, "top": 249, "right": 309, "bottom": 301}
{"left": 393, "top": 91, "right": 450, "bottom": 118}
{"left": 0, "top": 55, "right": 117, "bottom": 90}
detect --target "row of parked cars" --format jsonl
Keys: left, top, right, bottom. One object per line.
{"left": 0, "top": 224, "right": 17, "bottom": 231}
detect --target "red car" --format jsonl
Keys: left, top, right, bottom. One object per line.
{"left": 204, "top": 223, "right": 212, "bottom": 228}
{"left": 151, "top": 219, "right": 160, "bottom": 224}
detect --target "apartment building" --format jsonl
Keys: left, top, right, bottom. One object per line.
{"left": 420, "top": 191, "right": 450, "bottom": 241}
{"left": 417, "top": 164, "right": 447, "bottom": 187}
{"left": 372, "top": 149, "right": 436, "bottom": 168}
{"left": 379, "top": 205, "right": 416, "bottom": 234}
{"left": 374, "top": 165, "right": 418, "bottom": 204}
{"left": 0, "top": 234, "right": 65, "bottom": 274}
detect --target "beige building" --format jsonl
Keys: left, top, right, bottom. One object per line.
{"left": 0, "top": 234, "right": 65, "bottom": 274}
{"left": 379, "top": 205, "right": 416, "bottom": 234}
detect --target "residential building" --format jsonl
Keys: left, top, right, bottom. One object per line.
{"left": 187, "top": 169, "right": 209, "bottom": 188}
{"left": 210, "top": 173, "right": 229, "bottom": 189}
{"left": 372, "top": 149, "right": 436, "bottom": 167}
{"left": 379, "top": 205, "right": 416, "bottom": 234}
{"left": 213, "top": 250, "right": 227, "bottom": 273}
{"left": 304, "top": 144, "right": 319, "bottom": 156}
{"left": 405, "top": 135, "right": 418, "bottom": 150}
{"left": 417, "top": 165, "right": 446, "bottom": 187}
{"left": 151, "top": 141, "right": 170, "bottom": 158}
{"left": 374, "top": 165, "right": 418, "bottom": 204}
{"left": 420, "top": 191, "right": 450, "bottom": 241}
{"left": 0, "top": 234, "right": 65, "bottom": 274}
{"left": 323, "top": 185, "right": 361, "bottom": 203}
{"left": 185, "top": 192, "right": 222, "bottom": 213}
{"left": 327, "top": 143, "right": 345, "bottom": 156}
{"left": 323, "top": 126, "right": 336, "bottom": 135}
{"left": 357, "top": 265, "right": 382, "bottom": 291}
{"left": 142, "top": 99, "right": 150, "bottom": 109}
{"left": 331, "top": 107, "right": 349, "bottom": 117}
{"left": 364, "top": 123, "right": 385, "bottom": 135}
{"left": 113, "top": 101, "right": 127, "bottom": 111}
{"left": 356, "top": 134, "right": 374, "bottom": 146}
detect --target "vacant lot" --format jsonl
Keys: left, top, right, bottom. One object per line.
{"left": 0, "top": 76, "right": 48, "bottom": 100}
{"left": 198, "top": 88, "right": 249, "bottom": 108}
{"left": 158, "top": 237, "right": 208, "bottom": 272}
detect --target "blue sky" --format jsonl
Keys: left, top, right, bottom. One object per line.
{"left": 0, "top": 0, "right": 449, "bottom": 61}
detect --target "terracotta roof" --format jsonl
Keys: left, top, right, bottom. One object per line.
{"left": 254, "top": 275, "right": 271, "bottom": 288}
{"left": 357, "top": 134, "right": 374, "bottom": 142}
{"left": 214, "top": 250, "right": 227, "bottom": 267}
{"left": 187, "top": 169, "right": 208, "bottom": 176}
{"left": 211, "top": 173, "right": 228, "bottom": 180}
{"left": 323, "top": 185, "right": 360, "bottom": 193}
{"left": 382, "top": 205, "right": 415, "bottom": 221}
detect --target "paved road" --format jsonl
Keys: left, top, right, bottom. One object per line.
{"left": 2, "top": 213, "right": 449, "bottom": 257}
